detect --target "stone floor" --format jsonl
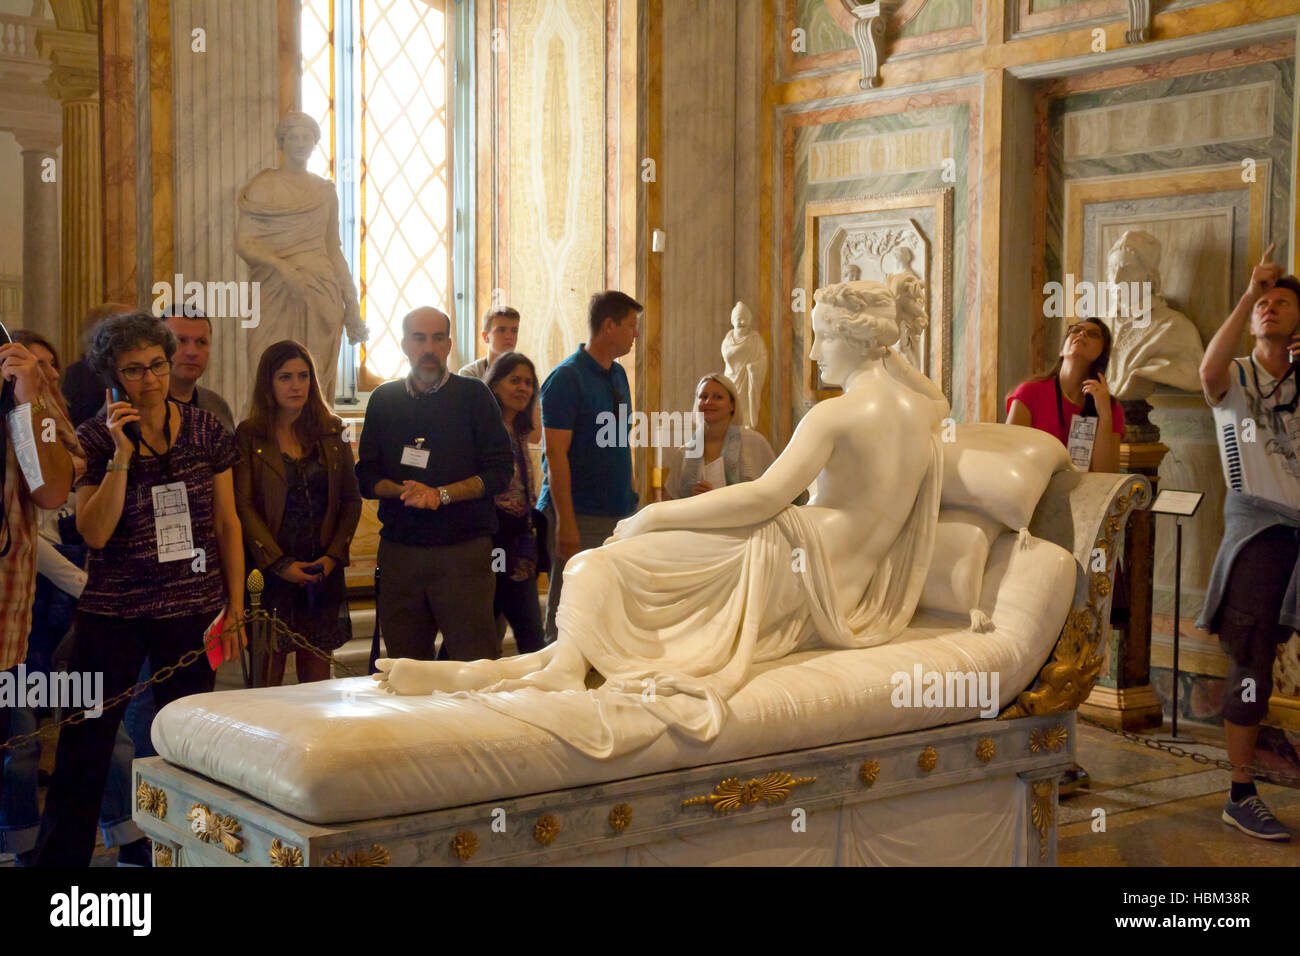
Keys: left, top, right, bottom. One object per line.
{"left": 6, "top": 658, "right": 1299, "bottom": 866}
{"left": 1059, "top": 723, "right": 1300, "bottom": 866}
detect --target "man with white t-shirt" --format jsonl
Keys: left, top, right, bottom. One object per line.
{"left": 1198, "top": 242, "right": 1300, "bottom": 841}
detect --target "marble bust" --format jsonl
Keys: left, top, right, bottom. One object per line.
{"left": 1102, "top": 230, "right": 1204, "bottom": 401}
{"left": 721, "top": 301, "right": 768, "bottom": 428}
{"left": 236, "top": 111, "right": 367, "bottom": 400}
{"left": 375, "top": 279, "right": 949, "bottom": 758}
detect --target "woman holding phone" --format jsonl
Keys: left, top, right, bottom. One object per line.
{"left": 1006, "top": 317, "right": 1124, "bottom": 472}
{"left": 234, "top": 340, "right": 361, "bottom": 685}
{"left": 33, "top": 312, "right": 244, "bottom": 867}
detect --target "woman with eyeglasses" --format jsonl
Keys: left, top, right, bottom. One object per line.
{"left": 1006, "top": 316, "right": 1124, "bottom": 473}
{"left": 32, "top": 312, "right": 245, "bottom": 867}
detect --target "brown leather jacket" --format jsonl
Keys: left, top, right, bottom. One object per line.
{"left": 233, "top": 419, "right": 362, "bottom": 571}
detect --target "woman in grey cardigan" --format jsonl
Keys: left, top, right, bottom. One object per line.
{"left": 662, "top": 373, "right": 776, "bottom": 500}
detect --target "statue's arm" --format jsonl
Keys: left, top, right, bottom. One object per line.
{"left": 323, "top": 193, "right": 365, "bottom": 339}
{"left": 615, "top": 403, "right": 835, "bottom": 537}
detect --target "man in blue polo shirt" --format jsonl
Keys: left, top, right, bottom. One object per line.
{"left": 539, "top": 291, "right": 641, "bottom": 643}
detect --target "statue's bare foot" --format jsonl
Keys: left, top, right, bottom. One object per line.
{"left": 372, "top": 658, "right": 503, "bottom": 695}
{"left": 483, "top": 668, "right": 587, "bottom": 694}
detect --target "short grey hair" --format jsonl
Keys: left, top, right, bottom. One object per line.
{"left": 87, "top": 311, "right": 177, "bottom": 386}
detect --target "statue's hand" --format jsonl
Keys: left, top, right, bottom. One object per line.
{"left": 609, "top": 508, "right": 657, "bottom": 543}
{"left": 344, "top": 302, "right": 368, "bottom": 343}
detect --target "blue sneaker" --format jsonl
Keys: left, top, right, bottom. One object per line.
{"left": 1222, "top": 795, "right": 1291, "bottom": 841}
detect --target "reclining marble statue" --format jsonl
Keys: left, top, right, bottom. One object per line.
{"left": 375, "top": 280, "right": 951, "bottom": 759}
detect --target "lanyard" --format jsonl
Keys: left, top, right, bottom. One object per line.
{"left": 1249, "top": 356, "right": 1299, "bottom": 414}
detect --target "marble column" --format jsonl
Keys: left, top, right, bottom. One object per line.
{"left": 38, "top": 26, "right": 103, "bottom": 357}
{"left": 1081, "top": 441, "right": 1168, "bottom": 730}
{"left": 16, "top": 132, "right": 61, "bottom": 346}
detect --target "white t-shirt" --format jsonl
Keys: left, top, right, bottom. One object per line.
{"left": 1210, "top": 356, "right": 1300, "bottom": 510}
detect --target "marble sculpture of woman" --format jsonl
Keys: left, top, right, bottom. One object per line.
{"left": 721, "top": 301, "right": 768, "bottom": 427}
{"left": 375, "top": 280, "right": 948, "bottom": 759}
{"left": 236, "top": 111, "right": 367, "bottom": 401}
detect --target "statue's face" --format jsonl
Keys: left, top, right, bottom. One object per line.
{"left": 1252, "top": 286, "right": 1300, "bottom": 341}
{"left": 731, "top": 304, "right": 751, "bottom": 333}
{"left": 1106, "top": 246, "right": 1150, "bottom": 287}
{"left": 279, "top": 125, "right": 318, "bottom": 165}
{"left": 809, "top": 303, "right": 862, "bottom": 387}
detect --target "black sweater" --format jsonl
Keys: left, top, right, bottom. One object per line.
{"left": 355, "top": 375, "right": 514, "bottom": 546}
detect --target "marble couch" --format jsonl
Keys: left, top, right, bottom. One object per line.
{"left": 132, "top": 425, "right": 1149, "bottom": 867}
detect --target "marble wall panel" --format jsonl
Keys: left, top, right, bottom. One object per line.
{"left": 660, "top": 0, "right": 739, "bottom": 416}
{"left": 503, "top": 0, "right": 607, "bottom": 379}
{"left": 782, "top": 0, "right": 980, "bottom": 78}
{"left": 808, "top": 126, "right": 952, "bottom": 183}
{"left": 170, "top": 0, "right": 281, "bottom": 416}
{"left": 780, "top": 92, "right": 976, "bottom": 437}
{"left": 1064, "top": 83, "right": 1273, "bottom": 161}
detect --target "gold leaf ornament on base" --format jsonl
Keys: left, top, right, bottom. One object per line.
{"left": 186, "top": 804, "right": 243, "bottom": 855}
{"left": 976, "top": 737, "right": 995, "bottom": 763}
{"left": 918, "top": 746, "right": 938, "bottom": 772}
{"left": 1029, "top": 725, "right": 1069, "bottom": 753}
{"left": 682, "top": 771, "right": 816, "bottom": 812}
{"left": 135, "top": 781, "right": 167, "bottom": 820}
{"left": 269, "top": 838, "right": 304, "bottom": 867}
{"left": 608, "top": 804, "right": 633, "bottom": 832}
{"left": 323, "top": 844, "right": 390, "bottom": 866}
{"left": 1030, "top": 780, "right": 1055, "bottom": 861}
{"left": 534, "top": 814, "right": 561, "bottom": 846}
{"left": 859, "top": 760, "right": 880, "bottom": 786}
{"left": 450, "top": 831, "right": 478, "bottom": 861}
{"left": 153, "top": 844, "right": 173, "bottom": 867}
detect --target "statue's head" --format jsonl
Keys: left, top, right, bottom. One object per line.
{"left": 731, "top": 301, "right": 753, "bottom": 334}
{"left": 1106, "top": 230, "right": 1162, "bottom": 295}
{"left": 276, "top": 111, "right": 322, "bottom": 165}
{"left": 809, "top": 280, "right": 898, "bottom": 386}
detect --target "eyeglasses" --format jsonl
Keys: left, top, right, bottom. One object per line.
{"left": 116, "top": 359, "right": 172, "bottom": 382}
{"left": 1066, "top": 323, "right": 1103, "bottom": 341}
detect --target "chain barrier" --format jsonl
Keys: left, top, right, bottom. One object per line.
{"left": 0, "top": 610, "right": 365, "bottom": 753}
{"left": 1078, "top": 713, "right": 1300, "bottom": 788}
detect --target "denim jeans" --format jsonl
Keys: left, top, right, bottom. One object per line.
{"left": 0, "top": 708, "right": 143, "bottom": 855}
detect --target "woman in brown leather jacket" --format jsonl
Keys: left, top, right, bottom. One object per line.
{"left": 235, "top": 340, "right": 361, "bottom": 684}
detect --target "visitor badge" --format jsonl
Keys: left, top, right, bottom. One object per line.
{"left": 151, "top": 481, "right": 195, "bottom": 563}
{"left": 401, "top": 438, "right": 431, "bottom": 469}
{"left": 5, "top": 403, "right": 44, "bottom": 492}
{"left": 1067, "top": 414, "right": 1097, "bottom": 471}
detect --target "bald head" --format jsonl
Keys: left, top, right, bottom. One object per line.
{"left": 402, "top": 306, "right": 451, "bottom": 337}
{"left": 401, "top": 306, "right": 453, "bottom": 385}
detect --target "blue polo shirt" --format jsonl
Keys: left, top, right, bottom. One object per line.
{"left": 538, "top": 345, "right": 638, "bottom": 517}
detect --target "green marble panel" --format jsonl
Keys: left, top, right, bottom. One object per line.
{"left": 795, "top": 0, "right": 852, "bottom": 56}
{"left": 790, "top": 104, "right": 972, "bottom": 422}
{"left": 900, "top": 0, "right": 975, "bottom": 38}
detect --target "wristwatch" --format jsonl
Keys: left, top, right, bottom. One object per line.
{"left": 438, "top": 486, "right": 452, "bottom": 507}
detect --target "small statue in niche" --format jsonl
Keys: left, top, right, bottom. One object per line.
{"left": 721, "top": 301, "right": 768, "bottom": 428}
{"left": 1102, "top": 229, "right": 1204, "bottom": 402}
{"left": 237, "top": 111, "right": 368, "bottom": 401}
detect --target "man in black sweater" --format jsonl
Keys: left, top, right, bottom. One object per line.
{"left": 356, "top": 306, "right": 514, "bottom": 661}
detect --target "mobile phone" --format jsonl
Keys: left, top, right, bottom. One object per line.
{"left": 109, "top": 384, "right": 142, "bottom": 442}
{"left": 302, "top": 563, "right": 324, "bottom": 576}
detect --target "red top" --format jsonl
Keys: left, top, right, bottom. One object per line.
{"left": 1006, "top": 377, "right": 1124, "bottom": 448}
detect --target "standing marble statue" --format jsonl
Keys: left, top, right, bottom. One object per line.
{"left": 236, "top": 112, "right": 367, "bottom": 402}
{"left": 721, "top": 301, "right": 768, "bottom": 427}
{"left": 1102, "top": 229, "right": 1204, "bottom": 401}
{"left": 375, "top": 279, "right": 949, "bottom": 759}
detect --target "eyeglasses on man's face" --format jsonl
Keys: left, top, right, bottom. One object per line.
{"left": 116, "top": 359, "right": 172, "bottom": 382}
{"left": 1066, "top": 323, "right": 1103, "bottom": 341}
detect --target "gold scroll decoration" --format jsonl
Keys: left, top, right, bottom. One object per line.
{"left": 323, "top": 844, "right": 390, "bottom": 867}
{"left": 186, "top": 804, "right": 243, "bottom": 855}
{"left": 1001, "top": 480, "right": 1149, "bottom": 719}
{"left": 135, "top": 781, "right": 167, "bottom": 820}
{"left": 269, "top": 838, "right": 304, "bottom": 867}
{"left": 682, "top": 772, "right": 816, "bottom": 812}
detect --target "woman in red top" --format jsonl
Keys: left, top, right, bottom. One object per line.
{"left": 1006, "top": 317, "right": 1124, "bottom": 472}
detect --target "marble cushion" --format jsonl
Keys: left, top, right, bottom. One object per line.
{"left": 941, "top": 423, "right": 1071, "bottom": 531}
{"left": 151, "top": 532, "right": 1075, "bottom": 824}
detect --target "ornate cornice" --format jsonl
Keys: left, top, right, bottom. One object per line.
{"left": 35, "top": 27, "right": 97, "bottom": 102}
